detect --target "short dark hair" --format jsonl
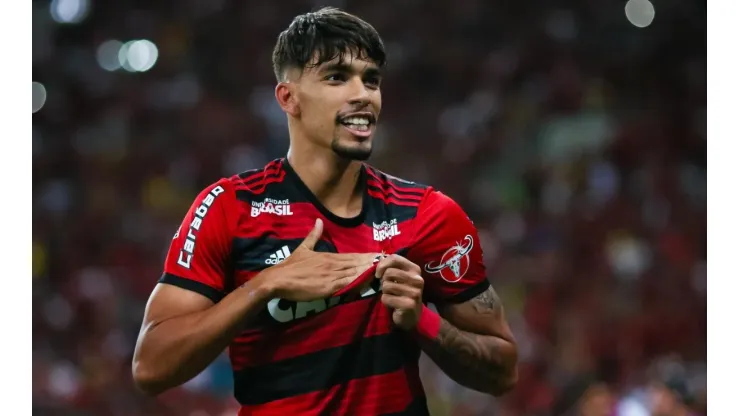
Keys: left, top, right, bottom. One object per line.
{"left": 272, "top": 7, "right": 386, "bottom": 81}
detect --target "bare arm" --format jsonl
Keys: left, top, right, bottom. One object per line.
{"left": 132, "top": 277, "right": 272, "bottom": 396}
{"left": 417, "top": 286, "right": 518, "bottom": 396}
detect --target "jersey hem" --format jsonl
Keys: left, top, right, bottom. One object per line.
{"left": 440, "top": 279, "right": 491, "bottom": 304}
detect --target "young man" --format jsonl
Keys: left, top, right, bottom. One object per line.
{"left": 133, "top": 7, "right": 518, "bottom": 415}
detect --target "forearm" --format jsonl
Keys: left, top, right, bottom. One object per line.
{"left": 418, "top": 316, "right": 518, "bottom": 395}
{"left": 133, "top": 277, "right": 273, "bottom": 394}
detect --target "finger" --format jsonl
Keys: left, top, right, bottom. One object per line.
{"left": 350, "top": 262, "right": 369, "bottom": 279}
{"left": 381, "top": 281, "right": 421, "bottom": 300}
{"left": 330, "top": 256, "right": 383, "bottom": 297}
{"left": 380, "top": 294, "right": 416, "bottom": 310}
{"left": 379, "top": 268, "right": 425, "bottom": 289}
{"left": 329, "top": 253, "right": 383, "bottom": 269}
{"left": 330, "top": 272, "right": 365, "bottom": 294}
{"left": 299, "top": 218, "right": 323, "bottom": 250}
{"left": 375, "top": 254, "right": 421, "bottom": 277}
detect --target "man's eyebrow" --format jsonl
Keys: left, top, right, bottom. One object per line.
{"left": 320, "top": 62, "right": 352, "bottom": 73}
{"left": 320, "top": 62, "right": 382, "bottom": 77}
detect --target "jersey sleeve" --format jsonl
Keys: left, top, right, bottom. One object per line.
{"left": 407, "top": 190, "right": 491, "bottom": 305}
{"left": 159, "top": 178, "right": 237, "bottom": 303}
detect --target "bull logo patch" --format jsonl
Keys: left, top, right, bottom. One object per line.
{"left": 423, "top": 235, "right": 474, "bottom": 283}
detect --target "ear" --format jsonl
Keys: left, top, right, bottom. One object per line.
{"left": 275, "top": 82, "right": 300, "bottom": 117}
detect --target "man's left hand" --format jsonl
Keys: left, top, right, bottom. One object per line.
{"left": 376, "top": 254, "right": 425, "bottom": 330}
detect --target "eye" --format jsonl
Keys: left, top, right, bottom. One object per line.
{"left": 364, "top": 77, "right": 381, "bottom": 89}
{"left": 325, "top": 73, "right": 346, "bottom": 83}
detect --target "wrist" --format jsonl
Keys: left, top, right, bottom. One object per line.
{"left": 248, "top": 269, "right": 280, "bottom": 301}
{"left": 415, "top": 305, "right": 441, "bottom": 340}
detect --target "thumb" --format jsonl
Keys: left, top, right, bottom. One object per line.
{"left": 300, "top": 218, "right": 324, "bottom": 251}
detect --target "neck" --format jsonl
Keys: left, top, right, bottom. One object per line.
{"left": 286, "top": 141, "right": 364, "bottom": 219}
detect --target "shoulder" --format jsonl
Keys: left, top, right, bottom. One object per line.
{"left": 364, "top": 164, "right": 431, "bottom": 198}
{"left": 180, "top": 177, "right": 238, "bottom": 235}
{"left": 417, "top": 188, "right": 469, "bottom": 221}
{"left": 183, "top": 161, "right": 285, "bottom": 220}
{"left": 191, "top": 177, "right": 237, "bottom": 207}
{"left": 362, "top": 165, "right": 470, "bottom": 221}
{"left": 229, "top": 158, "right": 286, "bottom": 195}
{"left": 412, "top": 189, "right": 476, "bottom": 242}
{"left": 419, "top": 189, "right": 457, "bottom": 209}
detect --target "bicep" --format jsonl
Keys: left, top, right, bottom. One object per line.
{"left": 437, "top": 286, "right": 515, "bottom": 343}
{"left": 141, "top": 283, "right": 215, "bottom": 331}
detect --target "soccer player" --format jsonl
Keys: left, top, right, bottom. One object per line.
{"left": 132, "top": 7, "right": 518, "bottom": 415}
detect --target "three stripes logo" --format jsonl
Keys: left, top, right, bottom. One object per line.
{"left": 264, "top": 246, "right": 291, "bottom": 265}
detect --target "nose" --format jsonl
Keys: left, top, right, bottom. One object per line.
{"left": 347, "top": 76, "right": 371, "bottom": 106}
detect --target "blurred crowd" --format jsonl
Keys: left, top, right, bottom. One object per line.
{"left": 32, "top": 0, "right": 706, "bottom": 415}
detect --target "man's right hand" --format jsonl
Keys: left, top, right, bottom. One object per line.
{"left": 257, "top": 218, "right": 379, "bottom": 302}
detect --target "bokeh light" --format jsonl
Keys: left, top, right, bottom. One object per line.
{"left": 97, "top": 40, "right": 123, "bottom": 71}
{"left": 32, "top": 82, "right": 47, "bottom": 113}
{"left": 117, "top": 40, "right": 159, "bottom": 73}
{"left": 118, "top": 41, "right": 135, "bottom": 72}
{"left": 625, "top": 0, "right": 656, "bottom": 28}
{"left": 50, "top": 0, "right": 90, "bottom": 24}
{"left": 127, "top": 40, "right": 159, "bottom": 72}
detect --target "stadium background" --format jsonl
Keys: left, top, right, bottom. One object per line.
{"left": 32, "top": 0, "right": 706, "bottom": 415}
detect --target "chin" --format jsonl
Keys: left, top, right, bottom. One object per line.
{"left": 331, "top": 142, "right": 373, "bottom": 161}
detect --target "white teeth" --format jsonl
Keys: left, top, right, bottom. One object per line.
{"left": 340, "top": 115, "right": 372, "bottom": 133}
{"left": 342, "top": 116, "right": 370, "bottom": 125}
{"left": 345, "top": 124, "right": 369, "bottom": 131}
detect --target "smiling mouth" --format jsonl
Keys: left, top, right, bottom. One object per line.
{"left": 340, "top": 118, "right": 371, "bottom": 132}
{"left": 337, "top": 113, "right": 376, "bottom": 134}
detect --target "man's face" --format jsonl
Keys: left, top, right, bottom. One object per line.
{"left": 291, "top": 53, "right": 382, "bottom": 161}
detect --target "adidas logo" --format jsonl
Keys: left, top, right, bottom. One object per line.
{"left": 265, "top": 246, "right": 291, "bottom": 265}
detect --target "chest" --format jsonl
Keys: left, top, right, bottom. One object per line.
{"left": 232, "top": 204, "right": 417, "bottom": 275}
{"left": 229, "top": 201, "right": 417, "bottom": 323}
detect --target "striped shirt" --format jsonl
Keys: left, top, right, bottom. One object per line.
{"left": 160, "top": 158, "right": 490, "bottom": 415}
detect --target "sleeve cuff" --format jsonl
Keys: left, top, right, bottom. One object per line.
{"left": 442, "top": 279, "right": 491, "bottom": 304}
{"left": 159, "top": 273, "right": 225, "bottom": 304}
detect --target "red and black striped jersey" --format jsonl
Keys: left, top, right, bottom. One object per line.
{"left": 160, "top": 158, "right": 491, "bottom": 416}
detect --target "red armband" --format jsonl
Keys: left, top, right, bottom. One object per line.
{"left": 416, "top": 305, "right": 441, "bottom": 340}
